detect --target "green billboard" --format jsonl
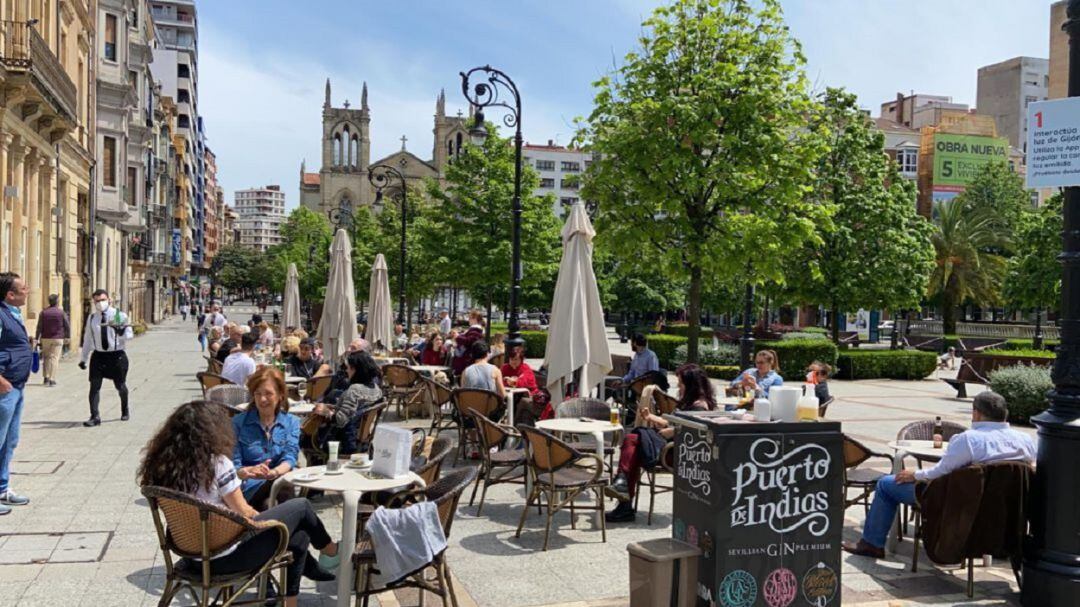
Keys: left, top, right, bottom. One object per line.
{"left": 932, "top": 133, "right": 1010, "bottom": 190}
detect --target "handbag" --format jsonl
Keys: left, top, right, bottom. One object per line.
{"left": 31, "top": 346, "right": 40, "bottom": 374}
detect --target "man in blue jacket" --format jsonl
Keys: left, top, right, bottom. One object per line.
{"left": 0, "top": 272, "right": 32, "bottom": 515}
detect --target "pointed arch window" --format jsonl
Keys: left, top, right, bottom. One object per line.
{"left": 350, "top": 134, "right": 359, "bottom": 167}
{"left": 456, "top": 132, "right": 463, "bottom": 156}
{"left": 333, "top": 134, "right": 342, "bottom": 166}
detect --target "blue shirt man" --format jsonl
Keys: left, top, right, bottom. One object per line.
{"left": 0, "top": 273, "right": 32, "bottom": 514}
{"left": 841, "top": 391, "right": 1036, "bottom": 559}
{"left": 231, "top": 407, "right": 300, "bottom": 503}
{"left": 622, "top": 334, "right": 660, "bottom": 383}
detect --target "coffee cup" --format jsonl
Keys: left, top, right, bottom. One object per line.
{"left": 350, "top": 453, "right": 370, "bottom": 466}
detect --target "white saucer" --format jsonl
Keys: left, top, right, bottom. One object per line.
{"left": 324, "top": 468, "right": 345, "bottom": 475}
{"left": 346, "top": 460, "right": 373, "bottom": 470}
{"left": 292, "top": 472, "right": 321, "bottom": 482}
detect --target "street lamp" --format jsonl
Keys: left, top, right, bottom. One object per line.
{"left": 1022, "top": 1, "right": 1080, "bottom": 602}
{"left": 368, "top": 163, "right": 408, "bottom": 331}
{"left": 327, "top": 198, "right": 354, "bottom": 232}
{"left": 461, "top": 65, "right": 524, "bottom": 350}
{"left": 739, "top": 280, "right": 755, "bottom": 370}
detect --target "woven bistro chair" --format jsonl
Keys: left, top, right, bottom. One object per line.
{"left": 305, "top": 374, "right": 334, "bottom": 403}
{"left": 515, "top": 425, "right": 608, "bottom": 551}
{"left": 842, "top": 435, "right": 894, "bottom": 516}
{"left": 488, "top": 352, "right": 505, "bottom": 368}
{"left": 425, "top": 378, "right": 457, "bottom": 437}
{"left": 357, "top": 436, "right": 453, "bottom": 535}
{"left": 451, "top": 388, "right": 504, "bottom": 465}
{"left": 197, "top": 372, "right": 233, "bottom": 397}
{"left": 466, "top": 410, "right": 526, "bottom": 515}
{"left": 142, "top": 486, "right": 290, "bottom": 607}
{"left": 555, "top": 398, "right": 621, "bottom": 474}
{"left": 819, "top": 396, "right": 834, "bottom": 418}
{"left": 382, "top": 364, "right": 425, "bottom": 421}
{"left": 895, "top": 419, "right": 968, "bottom": 538}
{"left": 355, "top": 401, "right": 389, "bottom": 457}
{"left": 204, "top": 385, "right": 250, "bottom": 417}
{"left": 632, "top": 390, "right": 679, "bottom": 525}
{"left": 353, "top": 467, "right": 478, "bottom": 607}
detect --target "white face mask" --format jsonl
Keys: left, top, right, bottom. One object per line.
{"left": 95, "top": 300, "right": 110, "bottom": 312}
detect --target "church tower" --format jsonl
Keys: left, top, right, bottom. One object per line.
{"left": 432, "top": 89, "right": 470, "bottom": 180}
{"left": 318, "top": 78, "right": 372, "bottom": 213}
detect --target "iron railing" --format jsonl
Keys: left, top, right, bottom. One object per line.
{"left": 0, "top": 20, "right": 77, "bottom": 123}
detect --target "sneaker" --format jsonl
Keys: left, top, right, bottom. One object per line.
{"left": 0, "top": 503, "right": 10, "bottom": 515}
{"left": 0, "top": 491, "right": 29, "bottom": 506}
{"left": 317, "top": 550, "right": 341, "bottom": 572}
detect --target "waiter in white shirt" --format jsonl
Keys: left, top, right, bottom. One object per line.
{"left": 200, "top": 302, "right": 227, "bottom": 335}
{"left": 78, "top": 290, "right": 133, "bottom": 427}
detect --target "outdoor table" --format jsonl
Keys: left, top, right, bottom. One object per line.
{"left": 287, "top": 402, "right": 316, "bottom": 416}
{"left": 536, "top": 417, "right": 621, "bottom": 527}
{"left": 411, "top": 364, "right": 450, "bottom": 377}
{"left": 885, "top": 439, "right": 947, "bottom": 553}
{"left": 374, "top": 357, "right": 411, "bottom": 367}
{"left": 283, "top": 375, "right": 306, "bottom": 385}
{"left": 504, "top": 387, "right": 531, "bottom": 428}
{"left": 267, "top": 466, "right": 424, "bottom": 607}
{"left": 717, "top": 395, "right": 745, "bottom": 410}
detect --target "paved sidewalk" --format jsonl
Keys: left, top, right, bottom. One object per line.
{"left": 0, "top": 318, "right": 1025, "bottom": 606}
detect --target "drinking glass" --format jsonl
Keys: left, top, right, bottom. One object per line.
{"left": 297, "top": 381, "right": 308, "bottom": 403}
{"left": 327, "top": 441, "right": 341, "bottom": 472}
{"left": 284, "top": 363, "right": 294, "bottom": 377}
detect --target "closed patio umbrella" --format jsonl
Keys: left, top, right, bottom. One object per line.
{"left": 544, "top": 202, "right": 612, "bottom": 402}
{"left": 281, "top": 262, "right": 301, "bottom": 337}
{"left": 365, "top": 253, "right": 394, "bottom": 352}
{"left": 317, "top": 229, "right": 358, "bottom": 362}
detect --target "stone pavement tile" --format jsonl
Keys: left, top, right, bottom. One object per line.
{"left": 0, "top": 581, "right": 32, "bottom": 602}
{"left": 2, "top": 533, "right": 62, "bottom": 552}
{"left": 0, "top": 563, "right": 43, "bottom": 582}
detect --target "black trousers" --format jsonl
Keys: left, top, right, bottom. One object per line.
{"left": 89, "top": 351, "right": 129, "bottom": 419}
{"left": 188, "top": 498, "right": 333, "bottom": 597}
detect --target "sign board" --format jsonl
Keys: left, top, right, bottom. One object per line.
{"left": 1026, "top": 97, "right": 1080, "bottom": 188}
{"left": 672, "top": 414, "right": 844, "bottom": 607}
{"left": 931, "top": 133, "right": 1010, "bottom": 200}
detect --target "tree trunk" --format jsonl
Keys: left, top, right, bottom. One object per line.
{"left": 831, "top": 298, "right": 841, "bottom": 345}
{"left": 486, "top": 289, "right": 493, "bottom": 340}
{"left": 687, "top": 265, "right": 703, "bottom": 363}
{"left": 942, "top": 280, "right": 959, "bottom": 335}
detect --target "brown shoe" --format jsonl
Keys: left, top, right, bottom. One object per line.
{"left": 841, "top": 539, "right": 885, "bottom": 559}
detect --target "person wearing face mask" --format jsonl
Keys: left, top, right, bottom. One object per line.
{"left": 79, "top": 290, "right": 134, "bottom": 427}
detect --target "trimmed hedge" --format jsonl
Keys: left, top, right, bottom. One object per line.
{"left": 663, "top": 324, "right": 715, "bottom": 339}
{"left": 703, "top": 365, "right": 741, "bottom": 381}
{"left": 989, "top": 364, "right": 1052, "bottom": 424}
{"left": 982, "top": 348, "right": 1055, "bottom": 360}
{"left": 520, "top": 331, "right": 548, "bottom": 359}
{"left": 648, "top": 334, "right": 689, "bottom": 369}
{"left": 1000, "top": 338, "right": 1059, "bottom": 352}
{"left": 835, "top": 350, "right": 937, "bottom": 380}
{"left": 801, "top": 327, "right": 828, "bottom": 335}
{"left": 754, "top": 339, "right": 838, "bottom": 382}
{"left": 672, "top": 343, "right": 740, "bottom": 367}
{"left": 781, "top": 332, "right": 828, "bottom": 341}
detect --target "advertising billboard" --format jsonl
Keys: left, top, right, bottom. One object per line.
{"left": 931, "top": 133, "right": 1010, "bottom": 201}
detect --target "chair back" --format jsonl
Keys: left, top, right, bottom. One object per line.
{"left": 141, "top": 485, "right": 252, "bottom": 559}
{"left": 208, "top": 358, "right": 223, "bottom": 375}
{"left": 842, "top": 435, "right": 875, "bottom": 469}
{"left": 423, "top": 467, "right": 478, "bottom": 538}
{"left": 628, "top": 373, "right": 658, "bottom": 400}
{"left": 610, "top": 354, "right": 632, "bottom": 378}
{"left": 424, "top": 377, "right": 453, "bottom": 406}
{"left": 468, "top": 409, "right": 512, "bottom": 452}
{"left": 197, "top": 371, "right": 233, "bottom": 396}
{"left": 306, "top": 374, "right": 334, "bottom": 402}
{"left": 356, "top": 401, "right": 389, "bottom": 449}
{"left": 818, "top": 397, "right": 833, "bottom": 418}
{"left": 652, "top": 391, "right": 679, "bottom": 416}
{"left": 488, "top": 353, "right": 505, "bottom": 367}
{"left": 897, "top": 419, "right": 967, "bottom": 442}
{"left": 205, "top": 384, "right": 251, "bottom": 408}
{"left": 555, "top": 397, "right": 610, "bottom": 420}
{"left": 382, "top": 364, "right": 421, "bottom": 389}
{"left": 452, "top": 388, "right": 503, "bottom": 419}
{"left": 415, "top": 436, "right": 453, "bottom": 486}
{"left": 518, "top": 424, "right": 580, "bottom": 474}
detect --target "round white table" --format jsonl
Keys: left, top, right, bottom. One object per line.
{"left": 884, "top": 439, "right": 948, "bottom": 552}
{"left": 504, "top": 387, "right": 532, "bottom": 427}
{"left": 536, "top": 417, "right": 621, "bottom": 527}
{"left": 411, "top": 365, "right": 450, "bottom": 377}
{"left": 283, "top": 375, "right": 306, "bottom": 385}
{"left": 267, "top": 467, "right": 424, "bottom": 607}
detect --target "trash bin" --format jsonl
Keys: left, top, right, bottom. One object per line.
{"left": 627, "top": 538, "right": 701, "bottom": 607}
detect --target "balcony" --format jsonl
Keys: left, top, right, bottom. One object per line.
{"left": 0, "top": 21, "right": 77, "bottom": 125}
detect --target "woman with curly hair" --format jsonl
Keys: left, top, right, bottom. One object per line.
{"left": 138, "top": 401, "right": 340, "bottom": 606}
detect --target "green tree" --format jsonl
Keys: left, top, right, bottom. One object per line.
{"left": 423, "top": 123, "right": 561, "bottom": 328}
{"left": 788, "top": 88, "right": 935, "bottom": 342}
{"left": 929, "top": 200, "right": 1009, "bottom": 334}
{"left": 213, "top": 243, "right": 264, "bottom": 295}
{"left": 953, "top": 161, "right": 1029, "bottom": 253}
{"left": 266, "top": 207, "right": 333, "bottom": 302}
{"left": 576, "top": 0, "right": 826, "bottom": 362}
{"left": 1004, "top": 193, "right": 1062, "bottom": 322}
{"left": 369, "top": 184, "right": 442, "bottom": 320}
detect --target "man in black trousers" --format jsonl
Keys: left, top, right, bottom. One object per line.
{"left": 78, "top": 290, "right": 133, "bottom": 426}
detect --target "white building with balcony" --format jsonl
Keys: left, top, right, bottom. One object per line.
{"left": 522, "top": 141, "right": 592, "bottom": 216}
{"left": 235, "top": 186, "right": 286, "bottom": 252}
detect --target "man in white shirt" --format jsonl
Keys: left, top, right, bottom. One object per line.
{"left": 79, "top": 290, "right": 134, "bottom": 426}
{"left": 842, "top": 391, "right": 1036, "bottom": 559}
{"left": 393, "top": 324, "right": 408, "bottom": 350}
{"left": 438, "top": 310, "right": 452, "bottom": 336}
{"left": 221, "top": 332, "right": 258, "bottom": 387}
{"left": 200, "top": 302, "right": 227, "bottom": 336}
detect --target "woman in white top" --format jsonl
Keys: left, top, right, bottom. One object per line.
{"left": 462, "top": 340, "right": 505, "bottom": 398}
{"left": 138, "top": 401, "right": 340, "bottom": 606}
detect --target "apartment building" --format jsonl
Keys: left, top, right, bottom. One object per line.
{"left": 235, "top": 186, "right": 286, "bottom": 252}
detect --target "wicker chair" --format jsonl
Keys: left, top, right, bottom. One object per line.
{"left": 352, "top": 467, "right": 478, "bottom": 607}
{"left": 467, "top": 410, "right": 526, "bottom": 515}
{"left": 515, "top": 425, "right": 607, "bottom": 551}
{"left": 197, "top": 372, "right": 233, "bottom": 397}
{"left": 355, "top": 401, "right": 389, "bottom": 456}
{"left": 842, "top": 435, "right": 894, "bottom": 516}
{"left": 895, "top": 420, "right": 967, "bottom": 539}
{"left": 488, "top": 352, "right": 505, "bottom": 368}
{"left": 382, "top": 364, "right": 425, "bottom": 421}
{"left": 451, "top": 388, "right": 503, "bottom": 465}
{"left": 357, "top": 436, "right": 453, "bottom": 534}
{"left": 142, "top": 485, "right": 290, "bottom": 607}
{"left": 425, "top": 378, "right": 456, "bottom": 437}
{"left": 204, "top": 385, "right": 250, "bottom": 417}
{"left": 633, "top": 391, "right": 679, "bottom": 525}
{"left": 555, "top": 398, "right": 621, "bottom": 473}
{"left": 305, "top": 374, "right": 334, "bottom": 403}
{"left": 819, "top": 396, "right": 834, "bottom": 418}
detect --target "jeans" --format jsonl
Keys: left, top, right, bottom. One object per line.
{"left": 862, "top": 474, "right": 916, "bottom": 548}
{"left": 0, "top": 387, "right": 25, "bottom": 494}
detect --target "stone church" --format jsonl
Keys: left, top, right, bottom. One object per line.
{"left": 299, "top": 79, "right": 470, "bottom": 215}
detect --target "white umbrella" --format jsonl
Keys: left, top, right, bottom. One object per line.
{"left": 364, "top": 253, "right": 394, "bottom": 351}
{"left": 317, "top": 229, "right": 358, "bottom": 362}
{"left": 281, "top": 263, "right": 301, "bottom": 336}
{"left": 544, "top": 202, "right": 612, "bottom": 402}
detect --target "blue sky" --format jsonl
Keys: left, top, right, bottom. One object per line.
{"left": 198, "top": 0, "right": 1054, "bottom": 209}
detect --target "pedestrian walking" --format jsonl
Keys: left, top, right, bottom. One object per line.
{"left": 79, "top": 290, "right": 133, "bottom": 427}
{"left": 179, "top": 302, "right": 189, "bottom": 322}
{"left": 0, "top": 272, "right": 32, "bottom": 515}
{"left": 34, "top": 294, "right": 69, "bottom": 387}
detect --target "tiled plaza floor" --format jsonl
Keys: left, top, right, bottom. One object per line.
{"left": 0, "top": 314, "right": 1026, "bottom": 606}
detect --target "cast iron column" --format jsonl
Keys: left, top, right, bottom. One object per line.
{"left": 1023, "top": 1, "right": 1080, "bottom": 602}
{"left": 739, "top": 281, "right": 754, "bottom": 370}
{"left": 368, "top": 163, "right": 409, "bottom": 333}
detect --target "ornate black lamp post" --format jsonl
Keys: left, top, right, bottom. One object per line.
{"left": 1023, "top": 1, "right": 1080, "bottom": 602}
{"left": 461, "top": 65, "right": 524, "bottom": 350}
{"left": 739, "top": 280, "right": 755, "bottom": 370}
{"left": 368, "top": 163, "right": 408, "bottom": 331}
{"left": 327, "top": 198, "right": 354, "bottom": 231}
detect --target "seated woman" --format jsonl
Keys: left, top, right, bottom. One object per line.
{"left": 310, "top": 350, "right": 385, "bottom": 455}
{"left": 257, "top": 321, "right": 275, "bottom": 348}
{"left": 730, "top": 349, "right": 783, "bottom": 397}
{"left": 806, "top": 360, "right": 831, "bottom": 402}
{"left": 232, "top": 367, "right": 300, "bottom": 510}
{"left": 606, "top": 364, "right": 716, "bottom": 523}
{"left": 462, "top": 340, "right": 505, "bottom": 398}
{"left": 501, "top": 346, "right": 544, "bottom": 425}
{"left": 139, "top": 400, "right": 339, "bottom": 606}
{"left": 421, "top": 333, "right": 445, "bottom": 366}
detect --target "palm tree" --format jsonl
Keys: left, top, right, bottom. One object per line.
{"left": 928, "top": 200, "right": 1009, "bottom": 334}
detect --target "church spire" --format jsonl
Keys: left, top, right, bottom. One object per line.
{"left": 361, "top": 82, "right": 368, "bottom": 111}
{"left": 324, "top": 78, "right": 331, "bottom": 109}
{"left": 436, "top": 89, "right": 446, "bottom": 118}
